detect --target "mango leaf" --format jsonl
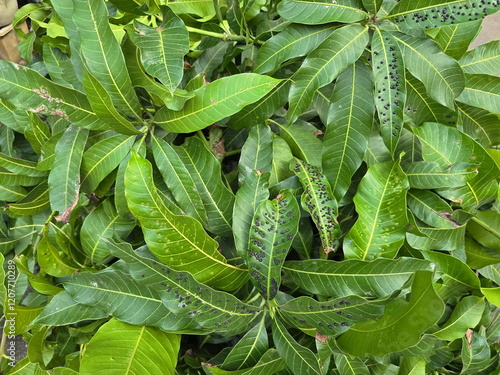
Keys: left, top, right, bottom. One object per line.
{"left": 372, "top": 28, "right": 406, "bottom": 154}
{"left": 64, "top": 268, "right": 199, "bottom": 332}
{"left": 343, "top": 160, "right": 409, "bottom": 260}
{"left": 407, "top": 189, "right": 458, "bottom": 229}
{"left": 37, "top": 234, "right": 77, "bottom": 277}
{"left": 154, "top": 74, "right": 280, "bottom": 133}
{"left": 282, "top": 257, "right": 432, "bottom": 297}
{"left": 272, "top": 318, "right": 322, "bottom": 375}
{"left": 465, "top": 237, "right": 500, "bottom": 269}
{"left": 407, "top": 220, "right": 467, "bottom": 252}
{"left": 461, "top": 330, "right": 491, "bottom": 374}
{"left": 276, "top": 122, "right": 323, "bottom": 167}
{"left": 254, "top": 24, "right": 336, "bottom": 74}
{"left": 0, "top": 61, "right": 107, "bottom": 131}
{"left": 0, "top": 185, "right": 27, "bottom": 202}
{"left": 322, "top": 60, "right": 373, "bottom": 201}
{"left": 151, "top": 136, "right": 207, "bottom": 225}
{"left": 130, "top": 6, "right": 189, "bottom": 92}
{"left": 392, "top": 32, "right": 464, "bottom": 109}
{"left": 456, "top": 74, "right": 500, "bottom": 114}
{"left": 108, "top": 241, "right": 261, "bottom": 335}
{"left": 125, "top": 150, "right": 247, "bottom": 290}
{"left": 168, "top": 0, "right": 215, "bottom": 18}
{"left": 47, "top": 125, "right": 88, "bottom": 220}
{"left": 238, "top": 123, "right": 273, "bottom": 185}
{"left": 387, "top": 0, "right": 500, "bottom": 29}
{"left": 429, "top": 20, "right": 482, "bottom": 60}
{"left": 278, "top": 295, "right": 384, "bottom": 336}
{"left": 81, "top": 67, "right": 140, "bottom": 135}
{"left": 337, "top": 271, "right": 444, "bottom": 356}
{"left": 32, "top": 291, "right": 108, "bottom": 326}
{"left": 81, "top": 135, "right": 136, "bottom": 193}
{"left": 413, "top": 122, "right": 499, "bottom": 210}
{"left": 80, "top": 319, "right": 180, "bottom": 375}
{"left": 467, "top": 210, "right": 500, "bottom": 251}
{"left": 173, "top": 137, "right": 235, "bottom": 236}
{"left": 481, "top": 287, "right": 500, "bottom": 306}
{"left": 42, "top": 44, "right": 82, "bottom": 91}
{"left": 277, "top": 0, "right": 368, "bottom": 24}
{"left": 434, "top": 296, "right": 485, "bottom": 341}
{"left": 403, "top": 161, "right": 473, "bottom": 189}
{"left": 247, "top": 189, "right": 300, "bottom": 300}
{"left": 460, "top": 40, "right": 500, "bottom": 75}
{"left": 233, "top": 170, "right": 270, "bottom": 258}
{"left": 287, "top": 24, "right": 369, "bottom": 123}
{"left": 72, "top": 0, "right": 141, "bottom": 118}
{"left": 457, "top": 103, "right": 500, "bottom": 148}
{"left": 270, "top": 135, "right": 295, "bottom": 187}
{"left": 333, "top": 353, "right": 369, "bottom": 375}
{"left": 362, "top": 0, "right": 383, "bottom": 14}
{"left": 290, "top": 158, "right": 339, "bottom": 253}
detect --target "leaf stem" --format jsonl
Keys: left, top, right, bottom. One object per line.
{"left": 470, "top": 216, "right": 500, "bottom": 241}
{"left": 186, "top": 26, "right": 247, "bottom": 42}
{"left": 224, "top": 149, "right": 241, "bottom": 157}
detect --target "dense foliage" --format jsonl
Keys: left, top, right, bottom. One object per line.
{"left": 1, "top": 0, "right": 500, "bottom": 374}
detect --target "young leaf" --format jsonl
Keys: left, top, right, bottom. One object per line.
{"left": 287, "top": 24, "right": 369, "bottom": 123}
{"left": 290, "top": 158, "right": 339, "bottom": 253}
{"left": 459, "top": 40, "right": 500, "bottom": 75}
{"left": 247, "top": 189, "right": 300, "bottom": 300}
{"left": 283, "top": 257, "right": 432, "bottom": 297}
{"left": 125, "top": 150, "right": 247, "bottom": 290}
{"left": 278, "top": 295, "right": 384, "bottom": 336}
{"left": 130, "top": 6, "right": 189, "bottom": 92}
{"left": 337, "top": 271, "right": 445, "bottom": 356}
{"left": 80, "top": 319, "right": 180, "bottom": 375}
{"left": 272, "top": 318, "right": 322, "bottom": 375}
{"left": 322, "top": 60, "right": 373, "bottom": 201}
{"left": 343, "top": 160, "right": 409, "bottom": 260}
{"left": 277, "top": 0, "right": 368, "bottom": 24}
{"left": 456, "top": 74, "right": 500, "bottom": 114}
{"left": 154, "top": 74, "right": 280, "bottom": 133}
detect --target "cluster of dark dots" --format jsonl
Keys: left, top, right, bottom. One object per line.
{"left": 270, "top": 278, "right": 278, "bottom": 299}
{"left": 392, "top": 1, "right": 498, "bottom": 27}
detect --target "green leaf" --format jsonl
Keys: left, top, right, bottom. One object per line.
{"left": 343, "top": 160, "right": 409, "bottom": 260}
{"left": 238, "top": 123, "right": 273, "bottom": 185}
{"left": 387, "top": 0, "right": 500, "bottom": 29}
{"left": 403, "top": 161, "right": 473, "bottom": 189}
{"left": 81, "top": 135, "right": 136, "bottom": 193}
{"left": 322, "top": 60, "right": 373, "bottom": 201}
{"left": 434, "top": 296, "right": 485, "bottom": 341}
{"left": 0, "top": 152, "right": 47, "bottom": 178}
{"left": 80, "top": 319, "right": 180, "bottom": 375}
{"left": 283, "top": 257, "right": 432, "bottom": 297}
{"left": 480, "top": 287, "right": 500, "bottom": 306}
{"left": 290, "top": 158, "right": 339, "bottom": 253}
{"left": 392, "top": 32, "right": 464, "bottom": 109}
{"left": 37, "top": 234, "right": 77, "bottom": 277}
{"left": 456, "top": 74, "right": 500, "bottom": 114}
{"left": 247, "top": 189, "right": 300, "bottom": 300}
{"left": 372, "top": 28, "right": 406, "bottom": 154}
{"left": 269, "top": 135, "right": 295, "bottom": 187}
{"left": 333, "top": 353, "right": 369, "bottom": 375}
{"left": 125, "top": 150, "right": 247, "bottom": 290}
{"left": 460, "top": 40, "right": 500, "bottom": 75}
{"left": 407, "top": 189, "right": 458, "bottom": 229}
{"left": 407, "top": 220, "right": 467, "bottom": 251}
{"left": 254, "top": 24, "right": 336, "bottom": 74}
{"left": 0, "top": 61, "right": 107, "bottom": 131}
{"left": 81, "top": 67, "right": 140, "bottom": 135}
{"left": 278, "top": 295, "right": 384, "bottom": 336}
{"left": 108, "top": 241, "right": 261, "bottom": 335}
{"left": 362, "top": 0, "right": 383, "bottom": 15}
{"left": 277, "top": 0, "right": 368, "bottom": 24}
{"left": 467, "top": 210, "right": 500, "bottom": 251}
{"left": 130, "top": 6, "right": 189, "bottom": 92}
{"left": 80, "top": 199, "right": 135, "bottom": 264}
{"left": 151, "top": 135, "right": 207, "bottom": 225}
{"left": 287, "top": 24, "right": 369, "bottom": 123}
{"left": 272, "top": 318, "right": 322, "bottom": 375}
{"left": 233, "top": 170, "right": 270, "bottom": 258}
{"left": 465, "top": 237, "right": 500, "bottom": 269}
{"left": 48, "top": 125, "right": 88, "bottom": 219}
{"left": 457, "top": 103, "right": 500, "bottom": 148}
{"left": 154, "top": 74, "right": 280, "bottom": 133}
{"left": 173, "top": 137, "right": 235, "bottom": 236}
{"left": 430, "top": 20, "right": 482, "bottom": 60}
{"left": 33, "top": 291, "right": 108, "bottom": 326}
{"left": 461, "top": 330, "right": 491, "bottom": 374}
{"left": 0, "top": 185, "right": 27, "bottom": 202}
{"left": 276, "top": 123, "right": 323, "bottom": 167}
{"left": 42, "top": 44, "right": 82, "bottom": 91}
{"left": 168, "top": 0, "right": 215, "bottom": 18}
{"left": 337, "top": 271, "right": 444, "bottom": 356}
{"left": 72, "top": 0, "right": 141, "bottom": 118}
{"left": 7, "top": 182, "right": 50, "bottom": 217}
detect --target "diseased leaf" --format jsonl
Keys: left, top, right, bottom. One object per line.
{"left": 277, "top": 0, "right": 368, "bottom": 24}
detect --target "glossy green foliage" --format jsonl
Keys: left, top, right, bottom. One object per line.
{"left": 2, "top": 0, "right": 499, "bottom": 373}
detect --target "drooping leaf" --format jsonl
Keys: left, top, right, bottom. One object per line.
{"left": 287, "top": 25, "right": 369, "bottom": 124}
{"left": 247, "top": 189, "right": 300, "bottom": 300}
{"left": 459, "top": 40, "right": 500, "bottom": 75}
{"left": 337, "top": 271, "right": 444, "bottom": 356}
{"left": 282, "top": 257, "right": 432, "bottom": 297}
{"left": 322, "top": 60, "right": 373, "bottom": 201}
{"left": 456, "top": 73, "right": 500, "bottom": 114}
{"left": 272, "top": 318, "right": 322, "bottom": 375}
{"left": 154, "top": 74, "right": 280, "bottom": 133}
{"left": 277, "top": 0, "right": 368, "bottom": 24}
{"left": 290, "top": 158, "right": 339, "bottom": 253}
{"left": 80, "top": 319, "right": 180, "bottom": 375}
{"left": 130, "top": 6, "right": 189, "bottom": 92}
{"left": 125, "top": 150, "right": 247, "bottom": 290}
{"left": 392, "top": 32, "right": 464, "bottom": 109}
{"left": 343, "top": 160, "right": 409, "bottom": 260}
